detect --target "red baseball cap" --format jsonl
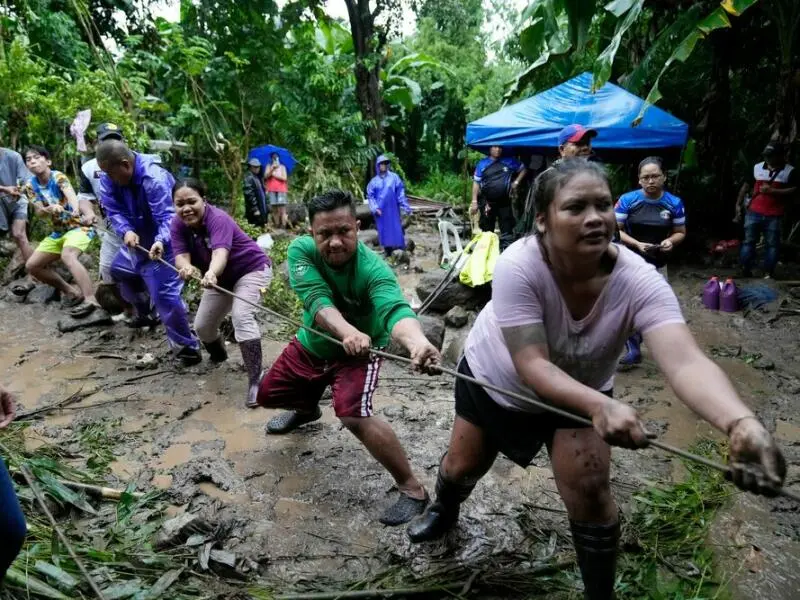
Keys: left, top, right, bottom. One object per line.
{"left": 558, "top": 124, "right": 598, "bottom": 146}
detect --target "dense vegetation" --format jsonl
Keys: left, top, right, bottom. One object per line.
{"left": 0, "top": 0, "right": 797, "bottom": 237}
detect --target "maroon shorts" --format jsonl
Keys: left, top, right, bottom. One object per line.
{"left": 257, "top": 338, "right": 383, "bottom": 418}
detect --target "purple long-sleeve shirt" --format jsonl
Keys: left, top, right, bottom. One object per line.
{"left": 98, "top": 153, "right": 176, "bottom": 249}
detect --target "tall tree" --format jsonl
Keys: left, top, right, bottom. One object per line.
{"left": 343, "top": 0, "right": 404, "bottom": 149}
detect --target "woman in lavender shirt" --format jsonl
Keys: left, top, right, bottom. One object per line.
{"left": 407, "top": 160, "right": 786, "bottom": 599}
{"left": 171, "top": 178, "right": 272, "bottom": 408}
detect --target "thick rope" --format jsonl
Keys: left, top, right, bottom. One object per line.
{"left": 92, "top": 223, "right": 800, "bottom": 503}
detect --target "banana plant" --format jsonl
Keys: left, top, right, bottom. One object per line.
{"left": 512, "top": 0, "right": 762, "bottom": 120}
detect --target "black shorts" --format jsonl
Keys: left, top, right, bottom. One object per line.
{"left": 455, "top": 358, "right": 610, "bottom": 467}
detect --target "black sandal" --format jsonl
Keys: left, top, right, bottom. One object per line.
{"left": 265, "top": 407, "right": 322, "bottom": 434}
{"left": 379, "top": 490, "right": 430, "bottom": 526}
{"left": 68, "top": 301, "right": 97, "bottom": 319}
{"left": 10, "top": 282, "right": 34, "bottom": 297}
{"left": 60, "top": 295, "right": 84, "bottom": 309}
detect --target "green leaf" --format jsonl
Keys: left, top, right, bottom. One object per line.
{"left": 670, "top": 29, "right": 704, "bottom": 64}
{"left": 604, "top": 0, "right": 638, "bottom": 18}
{"left": 384, "top": 86, "right": 414, "bottom": 113}
{"left": 593, "top": 0, "right": 644, "bottom": 90}
{"left": 34, "top": 470, "right": 97, "bottom": 515}
{"left": 520, "top": 17, "right": 546, "bottom": 60}
{"left": 697, "top": 7, "right": 731, "bottom": 34}
{"left": 564, "top": 0, "right": 597, "bottom": 51}
{"left": 314, "top": 21, "right": 334, "bottom": 55}
{"left": 720, "top": 0, "right": 760, "bottom": 17}
{"left": 34, "top": 561, "right": 79, "bottom": 591}
{"left": 143, "top": 568, "right": 184, "bottom": 599}
{"left": 4, "top": 566, "right": 70, "bottom": 599}
{"left": 101, "top": 580, "right": 146, "bottom": 600}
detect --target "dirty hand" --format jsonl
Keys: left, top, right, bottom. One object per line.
{"left": 636, "top": 241, "right": 654, "bottom": 255}
{"left": 81, "top": 213, "right": 98, "bottom": 226}
{"left": 342, "top": 330, "right": 371, "bottom": 356}
{"left": 469, "top": 200, "right": 478, "bottom": 215}
{"left": 660, "top": 239, "right": 673, "bottom": 252}
{"left": 0, "top": 384, "right": 17, "bottom": 429}
{"left": 592, "top": 399, "right": 652, "bottom": 449}
{"left": 727, "top": 416, "right": 786, "bottom": 496}
{"left": 409, "top": 340, "right": 441, "bottom": 375}
{"left": 201, "top": 271, "right": 218, "bottom": 288}
{"left": 178, "top": 265, "right": 200, "bottom": 281}
{"left": 149, "top": 241, "right": 164, "bottom": 260}
{"left": 1, "top": 185, "right": 21, "bottom": 197}
{"left": 123, "top": 231, "right": 140, "bottom": 248}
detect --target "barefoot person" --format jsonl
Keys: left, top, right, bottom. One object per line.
{"left": 96, "top": 139, "right": 201, "bottom": 366}
{"left": 615, "top": 156, "right": 686, "bottom": 368}
{"left": 0, "top": 383, "right": 26, "bottom": 579}
{"left": 258, "top": 189, "right": 440, "bottom": 525}
{"left": 0, "top": 144, "right": 34, "bottom": 297}
{"left": 171, "top": 178, "right": 273, "bottom": 407}
{"left": 22, "top": 145, "right": 105, "bottom": 318}
{"left": 407, "top": 160, "right": 786, "bottom": 600}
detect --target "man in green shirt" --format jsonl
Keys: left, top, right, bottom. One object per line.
{"left": 257, "top": 189, "right": 440, "bottom": 526}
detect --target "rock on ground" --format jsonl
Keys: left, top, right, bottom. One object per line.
{"left": 416, "top": 271, "right": 490, "bottom": 312}
{"left": 443, "top": 328, "right": 469, "bottom": 367}
{"left": 445, "top": 306, "right": 469, "bottom": 328}
{"left": 27, "top": 284, "right": 58, "bottom": 304}
{"left": 387, "top": 314, "right": 444, "bottom": 358}
{"left": 286, "top": 203, "right": 308, "bottom": 227}
{"left": 357, "top": 229, "right": 379, "bottom": 247}
{"left": 57, "top": 310, "right": 113, "bottom": 332}
{"left": 391, "top": 249, "right": 411, "bottom": 266}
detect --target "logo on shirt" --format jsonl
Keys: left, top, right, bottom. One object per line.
{"left": 659, "top": 210, "right": 671, "bottom": 221}
{"left": 292, "top": 263, "right": 308, "bottom": 279}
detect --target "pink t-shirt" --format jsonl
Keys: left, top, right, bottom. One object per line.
{"left": 465, "top": 238, "right": 685, "bottom": 412}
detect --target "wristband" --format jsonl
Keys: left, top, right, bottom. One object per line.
{"left": 726, "top": 415, "right": 759, "bottom": 437}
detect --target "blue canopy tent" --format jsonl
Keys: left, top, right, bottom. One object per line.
{"left": 466, "top": 72, "right": 689, "bottom": 155}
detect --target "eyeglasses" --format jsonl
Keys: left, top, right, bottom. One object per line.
{"left": 639, "top": 174, "right": 664, "bottom": 182}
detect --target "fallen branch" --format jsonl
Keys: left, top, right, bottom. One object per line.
{"left": 273, "top": 561, "right": 574, "bottom": 600}
{"left": 17, "top": 388, "right": 93, "bottom": 421}
{"left": 59, "top": 393, "right": 142, "bottom": 411}
{"left": 104, "top": 369, "right": 171, "bottom": 389}
{"left": 10, "top": 468, "right": 144, "bottom": 500}
{"left": 0, "top": 442, "right": 108, "bottom": 600}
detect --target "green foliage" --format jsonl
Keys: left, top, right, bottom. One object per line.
{"left": 409, "top": 169, "right": 468, "bottom": 206}
{"left": 262, "top": 237, "right": 303, "bottom": 336}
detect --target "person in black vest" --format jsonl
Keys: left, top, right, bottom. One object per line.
{"left": 470, "top": 146, "right": 527, "bottom": 251}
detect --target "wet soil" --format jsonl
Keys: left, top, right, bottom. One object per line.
{"left": 2, "top": 228, "right": 799, "bottom": 598}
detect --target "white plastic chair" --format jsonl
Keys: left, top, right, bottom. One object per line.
{"left": 438, "top": 220, "right": 465, "bottom": 268}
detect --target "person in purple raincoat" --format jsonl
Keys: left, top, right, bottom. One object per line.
{"left": 366, "top": 155, "right": 411, "bottom": 257}
{"left": 95, "top": 139, "right": 202, "bottom": 366}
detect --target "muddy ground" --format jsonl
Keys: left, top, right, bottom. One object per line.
{"left": 2, "top": 224, "right": 799, "bottom": 598}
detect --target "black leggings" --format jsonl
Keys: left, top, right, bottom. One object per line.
{"left": 479, "top": 204, "right": 516, "bottom": 250}
{"left": 0, "top": 457, "right": 26, "bottom": 579}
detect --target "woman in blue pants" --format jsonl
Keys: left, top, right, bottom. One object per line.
{"left": 0, "top": 383, "right": 26, "bottom": 580}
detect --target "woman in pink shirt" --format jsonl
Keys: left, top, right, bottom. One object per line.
{"left": 407, "top": 160, "right": 786, "bottom": 599}
{"left": 264, "top": 152, "right": 289, "bottom": 229}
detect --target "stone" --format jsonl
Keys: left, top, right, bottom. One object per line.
{"left": 445, "top": 306, "right": 469, "bottom": 328}
{"left": 286, "top": 203, "right": 308, "bottom": 227}
{"left": 443, "top": 329, "right": 469, "bottom": 367}
{"left": 357, "top": 229, "right": 379, "bottom": 247}
{"left": 415, "top": 271, "right": 490, "bottom": 313}
{"left": 387, "top": 315, "right": 444, "bottom": 358}
{"left": 382, "top": 405, "right": 405, "bottom": 420}
{"left": 391, "top": 249, "right": 410, "bottom": 266}
{"left": 356, "top": 204, "right": 374, "bottom": 228}
{"left": 406, "top": 238, "right": 416, "bottom": 254}
{"left": 26, "top": 284, "right": 58, "bottom": 304}
{"left": 752, "top": 358, "right": 775, "bottom": 371}
{"left": 155, "top": 513, "right": 212, "bottom": 549}
{"left": 57, "top": 310, "right": 113, "bottom": 332}
{"left": 1, "top": 250, "right": 26, "bottom": 283}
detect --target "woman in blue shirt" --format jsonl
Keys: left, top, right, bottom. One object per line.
{"left": 614, "top": 157, "right": 686, "bottom": 367}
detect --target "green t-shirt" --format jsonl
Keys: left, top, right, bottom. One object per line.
{"left": 288, "top": 236, "right": 417, "bottom": 359}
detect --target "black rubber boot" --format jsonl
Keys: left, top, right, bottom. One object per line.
{"left": 203, "top": 338, "right": 228, "bottom": 364}
{"left": 570, "top": 520, "right": 620, "bottom": 600}
{"left": 406, "top": 467, "right": 476, "bottom": 543}
{"left": 239, "top": 339, "right": 263, "bottom": 408}
{"left": 176, "top": 346, "right": 202, "bottom": 367}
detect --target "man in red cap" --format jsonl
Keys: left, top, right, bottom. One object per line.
{"left": 558, "top": 124, "right": 598, "bottom": 159}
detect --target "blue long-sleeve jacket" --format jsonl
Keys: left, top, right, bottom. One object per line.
{"left": 98, "top": 153, "right": 176, "bottom": 250}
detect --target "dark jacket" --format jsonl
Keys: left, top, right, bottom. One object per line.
{"left": 243, "top": 171, "right": 267, "bottom": 226}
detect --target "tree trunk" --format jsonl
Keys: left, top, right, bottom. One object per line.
{"left": 344, "top": 0, "right": 385, "bottom": 149}
{"left": 698, "top": 28, "right": 734, "bottom": 236}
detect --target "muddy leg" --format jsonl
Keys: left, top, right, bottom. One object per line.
{"left": 549, "top": 428, "right": 618, "bottom": 600}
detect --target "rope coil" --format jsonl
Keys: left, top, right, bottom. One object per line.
{"left": 92, "top": 223, "right": 800, "bottom": 503}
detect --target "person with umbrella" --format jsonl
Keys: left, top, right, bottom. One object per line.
{"left": 367, "top": 154, "right": 412, "bottom": 257}
{"left": 243, "top": 157, "right": 267, "bottom": 228}
{"left": 264, "top": 152, "right": 290, "bottom": 229}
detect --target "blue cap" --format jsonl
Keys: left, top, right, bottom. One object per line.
{"left": 558, "top": 124, "right": 597, "bottom": 146}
